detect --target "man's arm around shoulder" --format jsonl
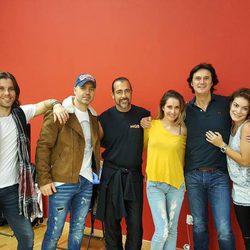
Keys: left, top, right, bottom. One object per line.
{"left": 34, "top": 99, "right": 69, "bottom": 124}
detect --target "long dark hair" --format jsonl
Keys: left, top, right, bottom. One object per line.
{"left": 0, "top": 72, "right": 21, "bottom": 109}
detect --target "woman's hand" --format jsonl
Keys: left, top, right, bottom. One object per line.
{"left": 205, "top": 131, "right": 224, "bottom": 147}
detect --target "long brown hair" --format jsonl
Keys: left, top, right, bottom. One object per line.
{"left": 230, "top": 88, "right": 250, "bottom": 119}
{"left": 158, "top": 90, "right": 186, "bottom": 125}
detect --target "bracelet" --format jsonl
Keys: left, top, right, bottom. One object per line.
{"left": 51, "top": 99, "right": 61, "bottom": 107}
{"left": 220, "top": 144, "right": 228, "bottom": 154}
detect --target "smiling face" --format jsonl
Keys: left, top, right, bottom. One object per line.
{"left": 74, "top": 82, "right": 95, "bottom": 110}
{"left": 162, "top": 97, "right": 181, "bottom": 123}
{"left": 191, "top": 69, "right": 213, "bottom": 96}
{"left": 0, "top": 78, "right": 16, "bottom": 113}
{"left": 230, "top": 96, "right": 250, "bottom": 125}
{"left": 112, "top": 80, "right": 132, "bottom": 112}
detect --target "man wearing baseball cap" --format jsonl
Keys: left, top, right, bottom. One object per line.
{"left": 36, "top": 74, "right": 100, "bottom": 250}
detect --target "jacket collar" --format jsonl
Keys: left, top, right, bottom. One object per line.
{"left": 62, "top": 96, "right": 98, "bottom": 140}
{"left": 65, "top": 106, "right": 98, "bottom": 143}
{"left": 62, "top": 96, "right": 97, "bottom": 116}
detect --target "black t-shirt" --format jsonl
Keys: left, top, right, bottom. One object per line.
{"left": 99, "top": 105, "right": 150, "bottom": 168}
{"left": 185, "top": 94, "right": 231, "bottom": 172}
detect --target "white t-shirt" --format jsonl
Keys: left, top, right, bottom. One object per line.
{"left": 0, "top": 105, "right": 36, "bottom": 188}
{"left": 75, "top": 107, "right": 93, "bottom": 182}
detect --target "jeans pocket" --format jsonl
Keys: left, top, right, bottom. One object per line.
{"left": 146, "top": 181, "right": 157, "bottom": 189}
{"left": 185, "top": 170, "right": 200, "bottom": 188}
{"left": 214, "top": 168, "right": 226, "bottom": 175}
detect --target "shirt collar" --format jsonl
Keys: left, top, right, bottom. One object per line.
{"left": 62, "top": 96, "right": 97, "bottom": 116}
{"left": 190, "top": 93, "right": 216, "bottom": 106}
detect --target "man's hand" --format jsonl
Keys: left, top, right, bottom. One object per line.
{"left": 140, "top": 116, "right": 151, "bottom": 128}
{"left": 53, "top": 104, "right": 69, "bottom": 124}
{"left": 40, "top": 183, "right": 57, "bottom": 196}
{"left": 205, "top": 131, "right": 224, "bottom": 147}
{"left": 34, "top": 99, "right": 69, "bottom": 124}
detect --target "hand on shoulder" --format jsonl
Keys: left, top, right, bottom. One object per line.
{"left": 181, "top": 124, "right": 187, "bottom": 136}
{"left": 140, "top": 116, "right": 151, "bottom": 128}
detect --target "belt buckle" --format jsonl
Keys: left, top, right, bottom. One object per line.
{"left": 199, "top": 166, "right": 215, "bottom": 172}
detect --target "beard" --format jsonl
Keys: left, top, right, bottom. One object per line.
{"left": 119, "top": 98, "right": 130, "bottom": 108}
{"left": 115, "top": 97, "right": 131, "bottom": 111}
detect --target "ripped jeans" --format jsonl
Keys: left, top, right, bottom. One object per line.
{"left": 147, "top": 181, "right": 184, "bottom": 250}
{"left": 42, "top": 176, "right": 93, "bottom": 250}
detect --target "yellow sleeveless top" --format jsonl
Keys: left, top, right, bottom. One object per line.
{"left": 144, "top": 119, "right": 186, "bottom": 189}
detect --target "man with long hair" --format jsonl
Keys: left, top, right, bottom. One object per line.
{"left": 0, "top": 72, "right": 68, "bottom": 249}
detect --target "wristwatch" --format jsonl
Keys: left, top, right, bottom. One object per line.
{"left": 220, "top": 144, "right": 228, "bottom": 153}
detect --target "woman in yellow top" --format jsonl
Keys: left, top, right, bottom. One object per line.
{"left": 144, "top": 90, "right": 186, "bottom": 250}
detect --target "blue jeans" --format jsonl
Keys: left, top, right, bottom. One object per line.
{"left": 42, "top": 176, "right": 93, "bottom": 250}
{"left": 185, "top": 169, "right": 235, "bottom": 250}
{"left": 0, "top": 184, "right": 34, "bottom": 250}
{"left": 146, "top": 181, "right": 184, "bottom": 250}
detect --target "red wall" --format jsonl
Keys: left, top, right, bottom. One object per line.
{"left": 1, "top": 0, "right": 250, "bottom": 249}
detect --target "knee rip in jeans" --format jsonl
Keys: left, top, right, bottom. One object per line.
{"left": 74, "top": 235, "right": 82, "bottom": 241}
{"left": 80, "top": 197, "right": 90, "bottom": 205}
{"left": 74, "top": 216, "right": 84, "bottom": 225}
{"left": 168, "top": 200, "right": 177, "bottom": 228}
{"left": 56, "top": 207, "right": 64, "bottom": 212}
{"left": 158, "top": 203, "right": 167, "bottom": 220}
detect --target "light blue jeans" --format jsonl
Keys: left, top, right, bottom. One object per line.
{"left": 146, "top": 181, "right": 184, "bottom": 250}
{"left": 42, "top": 176, "right": 93, "bottom": 250}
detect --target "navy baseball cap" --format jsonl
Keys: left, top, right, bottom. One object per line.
{"left": 75, "top": 74, "right": 96, "bottom": 87}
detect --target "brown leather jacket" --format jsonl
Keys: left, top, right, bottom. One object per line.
{"left": 36, "top": 110, "right": 100, "bottom": 187}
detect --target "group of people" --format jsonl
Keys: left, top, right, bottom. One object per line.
{"left": 0, "top": 63, "right": 249, "bottom": 250}
{"left": 142, "top": 64, "right": 250, "bottom": 250}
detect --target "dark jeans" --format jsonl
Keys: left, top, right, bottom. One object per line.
{"left": 104, "top": 179, "right": 143, "bottom": 250}
{"left": 0, "top": 184, "right": 34, "bottom": 250}
{"left": 185, "top": 169, "right": 235, "bottom": 250}
{"left": 234, "top": 204, "right": 250, "bottom": 250}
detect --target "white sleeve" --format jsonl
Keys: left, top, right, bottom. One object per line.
{"left": 20, "top": 105, "right": 36, "bottom": 123}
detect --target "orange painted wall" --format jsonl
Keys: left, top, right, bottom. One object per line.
{"left": 1, "top": 0, "right": 250, "bottom": 249}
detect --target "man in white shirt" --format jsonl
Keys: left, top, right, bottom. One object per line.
{"left": 0, "top": 71, "right": 68, "bottom": 250}
{"left": 35, "top": 74, "right": 100, "bottom": 250}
